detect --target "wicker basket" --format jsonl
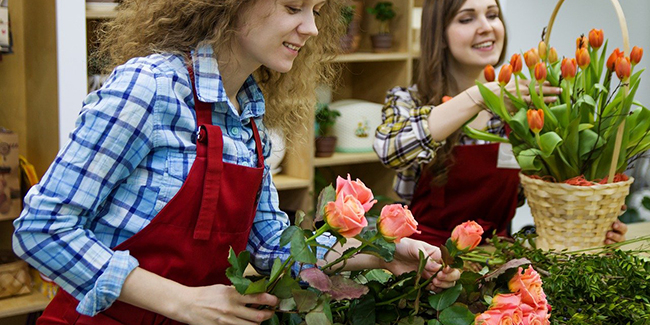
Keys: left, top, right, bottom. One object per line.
{"left": 520, "top": 174, "right": 633, "bottom": 251}
{"left": 0, "top": 251, "right": 32, "bottom": 299}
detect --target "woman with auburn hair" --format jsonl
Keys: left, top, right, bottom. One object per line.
{"left": 374, "top": 0, "right": 627, "bottom": 247}
{"left": 14, "top": 1, "right": 459, "bottom": 324}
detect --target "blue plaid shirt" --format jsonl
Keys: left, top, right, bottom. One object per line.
{"left": 13, "top": 44, "right": 334, "bottom": 316}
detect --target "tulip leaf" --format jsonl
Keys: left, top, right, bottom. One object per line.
{"left": 438, "top": 305, "right": 475, "bottom": 325}
{"left": 516, "top": 148, "right": 545, "bottom": 173}
{"left": 550, "top": 104, "right": 569, "bottom": 127}
{"left": 428, "top": 283, "right": 463, "bottom": 311}
{"left": 504, "top": 89, "right": 526, "bottom": 110}
{"left": 539, "top": 132, "right": 562, "bottom": 157}
{"left": 508, "top": 109, "right": 534, "bottom": 143}
{"left": 462, "top": 126, "right": 508, "bottom": 143}
{"left": 476, "top": 82, "right": 507, "bottom": 121}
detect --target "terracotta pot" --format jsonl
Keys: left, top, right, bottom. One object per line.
{"left": 340, "top": 0, "right": 364, "bottom": 53}
{"left": 315, "top": 136, "right": 337, "bottom": 157}
{"left": 370, "top": 33, "right": 393, "bottom": 53}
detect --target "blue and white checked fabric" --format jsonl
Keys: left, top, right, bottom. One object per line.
{"left": 13, "top": 44, "right": 335, "bottom": 316}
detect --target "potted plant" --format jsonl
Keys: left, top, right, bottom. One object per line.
{"left": 468, "top": 9, "right": 646, "bottom": 251}
{"left": 315, "top": 103, "right": 341, "bottom": 157}
{"left": 366, "top": 1, "right": 396, "bottom": 53}
{"left": 340, "top": 1, "right": 364, "bottom": 54}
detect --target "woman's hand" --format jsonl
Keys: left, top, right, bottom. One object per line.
{"left": 179, "top": 284, "right": 278, "bottom": 325}
{"left": 605, "top": 219, "right": 628, "bottom": 244}
{"left": 477, "top": 79, "right": 561, "bottom": 114}
{"left": 380, "top": 237, "right": 460, "bottom": 291}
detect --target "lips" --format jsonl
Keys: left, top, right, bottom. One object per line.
{"left": 283, "top": 42, "right": 302, "bottom": 52}
{"left": 472, "top": 41, "right": 494, "bottom": 49}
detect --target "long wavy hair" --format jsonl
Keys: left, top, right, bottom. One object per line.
{"left": 96, "top": 0, "right": 346, "bottom": 139}
{"left": 416, "top": 0, "right": 507, "bottom": 186}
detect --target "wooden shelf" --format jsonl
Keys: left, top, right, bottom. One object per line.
{"left": 334, "top": 52, "right": 410, "bottom": 63}
{"left": 273, "top": 174, "right": 311, "bottom": 191}
{"left": 0, "top": 291, "right": 50, "bottom": 318}
{"left": 314, "top": 152, "right": 379, "bottom": 167}
{"left": 86, "top": 2, "right": 118, "bottom": 19}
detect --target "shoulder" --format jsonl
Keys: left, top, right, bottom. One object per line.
{"left": 385, "top": 85, "right": 422, "bottom": 106}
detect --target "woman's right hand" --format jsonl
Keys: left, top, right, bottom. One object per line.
{"left": 180, "top": 284, "right": 278, "bottom": 325}
{"left": 476, "top": 78, "right": 561, "bottom": 114}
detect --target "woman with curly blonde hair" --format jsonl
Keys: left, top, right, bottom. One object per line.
{"left": 14, "top": 1, "right": 459, "bottom": 324}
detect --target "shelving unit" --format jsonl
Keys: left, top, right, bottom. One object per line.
{"left": 0, "top": 291, "right": 50, "bottom": 319}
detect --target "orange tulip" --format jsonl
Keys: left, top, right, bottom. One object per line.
{"left": 534, "top": 62, "right": 547, "bottom": 83}
{"left": 576, "top": 48, "right": 590, "bottom": 69}
{"left": 561, "top": 58, "right": 577, "bottom": 81}
{"left": 588, "top": 29, "right": 604, "bottom": 49}
{"left": 548, "top": 47, "right": 558, "bottom": 64}
{"left": 615, "top": 56, "right": 631, "bottom": 81}
{"left": 527, "top": 109, "right": 544, "bottom": 133}
{"left": 524, "top": 48, "right": 540, "bottom": 68}
{"left": 631, "top": 46, "right": 643, "bottom": 66}
{"left": 510, "top": 54, "right": 522, "bottom": 74}
{"left": 442, "top": 95, "right": 453, "bottom": 103}
{"left": 498, "top": 64, "right": 513, "bottom": 86}
{"left": 538, "top": 41, "right": 548, "bottom": 60}
{"left": 606, "top": 48, "right": 623, "bottom": 71}
{"left": 484, "top": 65, "right": 495, "bottom": 82}
{"left": 576, "top": 35, "right": 588, "bottom": 50}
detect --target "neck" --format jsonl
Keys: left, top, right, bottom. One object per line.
{"left": 448, "top": 61, "right": 483, "bottom": 96}
{"left": 216, "top": 47, "right": 260, "bottom": 113}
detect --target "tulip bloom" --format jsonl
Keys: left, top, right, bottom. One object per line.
{"left": 450, "top": 221, "right": 484, "bottom": 251}
{"left": 527, "top": 109, "right": 544, "bottom": 133}
{"left": 510, "top": 54, "right": 522, "bottom": 74}
{"left": 524, "top": 48, "right": 540, "bottom": 68}
{"left": 606, "top": 48, "right": 623, "bottom": 71}
{"left": 538, "top": 41, "right": 548, "bottom": 60}
{"left": 561, "top": 58, "right": 577, "bottom": 81}
{"left": 615, "top": 56, "right": 631, "bottom": 81}
{"left": 575, "top": 48, "right": 590, "bottom": 69}
{"left": 534, "top": 62, "right": 547, "bottom": 83}
{"left": 631, "top": 46, "right": 643, "bottom": 66}
{"left": 588, "top": 29, "right": 604, "bottom": 49}
{"left": 442, "top": 95, "right": 453, "bottom": 103}
{"left": 498, "top": 64, "right": 513, "bottom": 86}
{"left": 484, "top": 64, "right": 495, "bottom": 82}
{"left": 548, "top": 47, "right": 558, "bottom": 64}
{"left": 576, "top": 35, "right": 588, "bottom": 50}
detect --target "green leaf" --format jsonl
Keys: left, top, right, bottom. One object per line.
{"left": 508, "top": 109, "right": 534, "bottom": 143}
{"left": 539, "top": 132, "right": 563, "bottom": 157}
{"left": 349, "top": 294, "right": 376, "bottom": 325}
{"left": 271, "top": 274, "right": 302, "bottom": 299}
{"left": 397, "top": 316, "right": 426, "bottom": 325}
{"left": 315, "top": 185, "right": 336, "bottom": 222}
{"left": 438, "top": 305, "right": 476, "bottom": 325}
{"left": 262, "top": 314, "right": 280, "bottom": 325}
{"left": 226, "top": 270, "right": 252, "bottom": 294}
{"left": 428, "top": 283, "right": 463, "bottom": 311}
{"left": 516, "top": 148, "right": 545, "bottom": 173}
{"left": 269, "top": 257, "right": 282, "bottom": 282}
{"left": 476, "top": 82, "right": 507, "bottom": 121}
{"left": 293, "top": 289, "right": 319, "bottom": 313}
{"left": 428, "top": 320, "right": 443, "bottom": 325}
{"left": 291, "top": 230, "right": 318, "bottom": 264}
{"left": 294, "top": 210, "right": 306, "bottom": 227}
{"left": 463, "top": 126, "right": 509, "bottom": 143}
{"left": 245, "top": 278, "right": 268, "bottom": 294}
{"left": 280, "top": 225, "right": 301, "bottom": 247}
{"left": 359, "top": 235, "right": 395, "bottom": 262}
{"left": 228, "top": 247, "right": 249, "bottom": 276}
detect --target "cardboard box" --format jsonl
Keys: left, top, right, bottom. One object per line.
{"left": 0, "top": 129, "right": 20, "bottom": 221}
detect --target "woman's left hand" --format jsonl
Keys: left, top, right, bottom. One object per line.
{"left": 381, "top": 238, "right": 460, "bottom": 291}
{"left": 605, "top": 219, "right": 628, "bottom": 244}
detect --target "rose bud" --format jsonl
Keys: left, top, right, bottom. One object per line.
{"left": 498, "top": 64, "right": 513, "bottom": 86}
{"left": 527, "top": 109, "right": 544, "bottom": 133}
{"left": 548, "top": 47, "right": 558, "bottom": 64}
{"left": 450, "top": 220, "right": 484, "bottom": 251}
{"left": 510, "top": 54, "right": 522, "bottom": 74}
{"left": 524, "top": 48, "right": 540, "bottom": 68}
{"left": 538, "top": 41, "right": 548, "bottom": 60}
{"left": 576, "top": 35, "right": 588, "bottom": 50}
{"left": 561, "top": 58, "right": 577, "bottom": 81}
{"left": 631, "top": 46, "right": 643, "bottom": 66}
{"left": 615, "top": 56, "right": 631, "bottom": 81}
{"left": 576, "top": 47, "right": 590, "bottom": 69}
{"left": 324, "top": 194, "right": 368, "bottom": 238}
{"left": 606, "top": 48, "right": 623, "bottom": 71}
{"left": 377, "top": 204, "right": 420, "bottom": 243}
{"left": 588, "top": 28, "right": 604, "bottom": 49}
{"left": 534, "top": 62, "right": 547, "bottom": 83}
{"left": 484, "top": 64, "right": 496, "bottom": 82}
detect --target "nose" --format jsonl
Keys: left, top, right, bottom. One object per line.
{"left": 476, "top": 15, "right": 494, "bottom": 34}
{"left": 298, "top": 12, "right": 319, "bottom": 37}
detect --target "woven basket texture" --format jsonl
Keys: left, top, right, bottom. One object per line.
{"left": 520, "top": 174, "right": 633, "bottom": 251}
{"left": 0, "top": 252, "right": 32, "bottom": 299}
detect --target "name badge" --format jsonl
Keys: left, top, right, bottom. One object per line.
{"left": 497, "top": 143, "right": 519, "bottom": 169}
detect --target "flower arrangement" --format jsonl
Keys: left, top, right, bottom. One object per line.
{"left": 466, "top": 28, "right": 646, "bottom": 184}
{"left": 226, "top": 175, "right": 552, "bottom": 324}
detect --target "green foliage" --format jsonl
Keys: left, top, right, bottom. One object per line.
{"left": 315, "top": 103, "right": 341, "bottom": 136}
{"left": 366, "top": 2, "right": 396, "bottom": 34}
{"left": 341, "top": 5, "right": 355, "bottom": 26}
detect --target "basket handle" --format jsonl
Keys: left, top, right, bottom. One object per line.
{"left": 544, "top": 0, "right": 630, "bottom": 184}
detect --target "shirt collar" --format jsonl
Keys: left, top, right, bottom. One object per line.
{"left": 191, "top": 43, "right": 265, "bottom": 119}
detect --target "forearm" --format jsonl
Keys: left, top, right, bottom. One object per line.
{"left": 427, "top": 86, "right": 484, "bottom": 141}
{"left": 319, "top": 238, "right": 382, "bottom": 273}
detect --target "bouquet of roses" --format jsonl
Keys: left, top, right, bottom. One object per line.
{"left": 226, "top": 175, "right": 552, "bottom": 324}
{"left": 466, "top": 28, "right": 645, "bottom": 184}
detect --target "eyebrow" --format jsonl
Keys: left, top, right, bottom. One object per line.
{"left": 457, "top": 5, "right": 498, "bottom": 14}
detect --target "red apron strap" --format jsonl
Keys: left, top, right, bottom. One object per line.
{"left": 249, "top": 118, "right": 264, "bottom": 168}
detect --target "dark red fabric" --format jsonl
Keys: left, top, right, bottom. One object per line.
{"left": 38, "top": 66, "right": 264, "bottom": 325}
{"left": 408, "top": 143, "right": 520, "bottom": 246}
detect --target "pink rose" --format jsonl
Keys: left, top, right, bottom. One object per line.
{"left": 509, "top": 267, "right": 547, "bottom": 307}
{"left": 450, "top": 220, "right": 484, "bottom": 250}
{"left": 336, "top": 174, "right": 377, "bottom": 212}
{"left": 324, "top": 194, "right": 368, "bottom": 238}
{"left": 521, "top": 303, "right": 551, "bottom": 325}
{"left": 377, "top": 204, "right": 421, "bottom": 243}
{"left": 475, "top": 294, "right": 524, "bottom": 325}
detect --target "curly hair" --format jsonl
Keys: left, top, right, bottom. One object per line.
{"left": 96, "top": 0, "right": 346, "bottom": 139}
{"left": 416, "top": 0, "right": 507, "bottom": 186}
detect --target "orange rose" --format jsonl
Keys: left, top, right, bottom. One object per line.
{"left": 521, "top": 303, "right": 551, "bottom": 325}
{"left": 324, "top": 194, "right": 368, "bottom": 238}
{"left": 509, "top": 266, "right": 547, "bottom": 308}
{"left": 450, "top": 220, "right": 484, "bottom": 250}
{"left": 475, "top": 293, "right": 524, "bottom": 325}
{"left": 377, "top": 204, "right": 421, "bottom": 243}
{"left": 335, "top": 174, "right": 377, "bottom": 212}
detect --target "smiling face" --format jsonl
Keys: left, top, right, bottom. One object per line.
{"left": 445, "top": 0, "right": 505, "bottom": 73}
{"left": 233, "top": 0, "right": 326, "bottom": 74}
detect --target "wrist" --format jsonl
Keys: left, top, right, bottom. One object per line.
{"left": 466, "top": 87, "right": 484, "bottom": 109}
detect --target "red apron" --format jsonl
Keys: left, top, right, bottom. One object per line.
{"left": 38, "top": 65, "right": 265, "bottom": 324}
{"left": 409, "top": 143, "right": 520, "bottom": 246}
